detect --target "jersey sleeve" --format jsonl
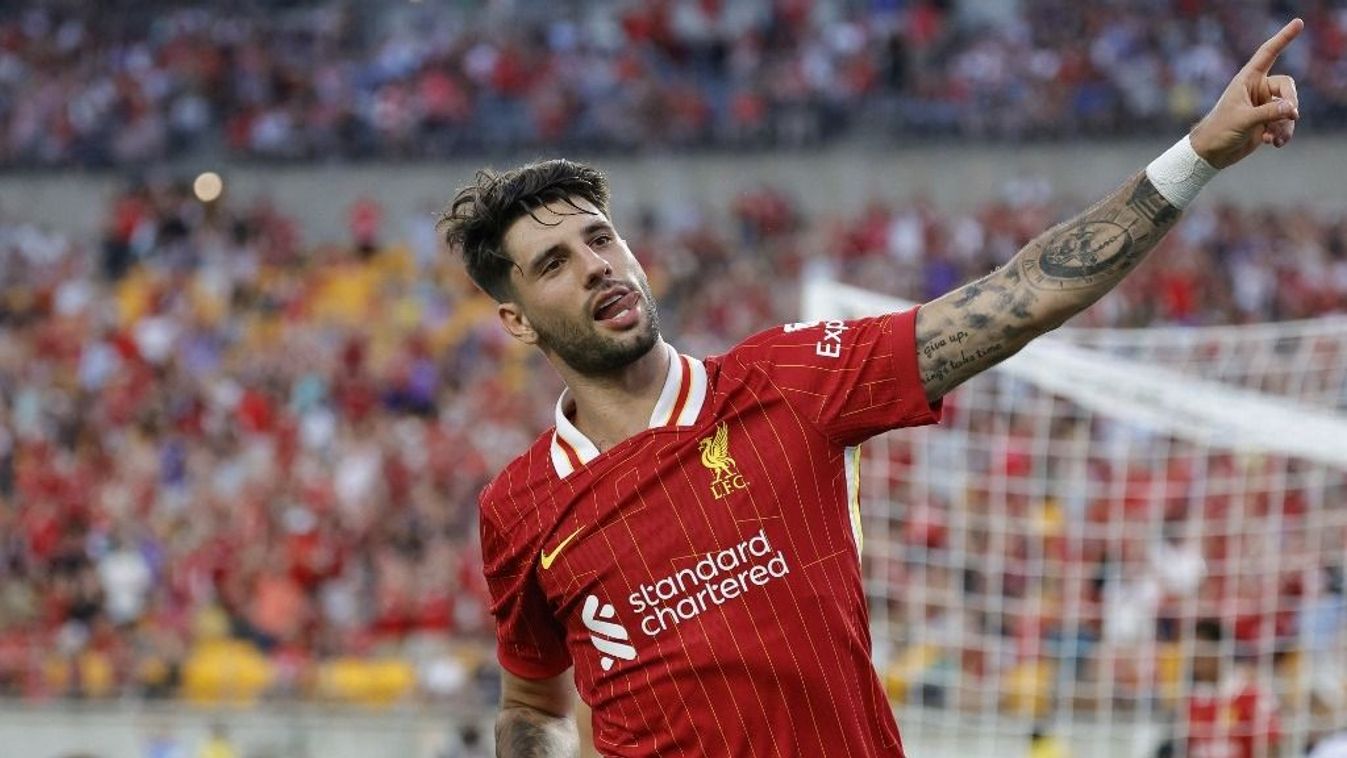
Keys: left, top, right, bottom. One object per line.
{"left": 726, "top": 307, "right": 941, "bottom": 447}
{"left": 480, "top": 491, "right": 572, "bottom": 680}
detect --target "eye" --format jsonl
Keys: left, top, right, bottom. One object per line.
{"left": 591, "top": 234, "right": 613, "bottom": 247}
{"left": 541, "top": 257, "right": 564, "bottom": 274}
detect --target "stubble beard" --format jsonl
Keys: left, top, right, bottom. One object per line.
{"left": 534, "top": 278, "right": 661, "bottom": 376}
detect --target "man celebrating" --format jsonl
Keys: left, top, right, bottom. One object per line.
{"left": 440, "top": 19, "right": 1304, "bottom": 758}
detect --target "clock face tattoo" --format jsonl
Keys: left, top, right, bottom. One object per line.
{"left": 1021, "top": 221, "right": 1135, "bottom": 291}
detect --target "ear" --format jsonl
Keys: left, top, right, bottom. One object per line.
{"left": 497, "top": 301, "right": 539, "bottom": 346}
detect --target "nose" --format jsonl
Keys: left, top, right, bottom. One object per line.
{"left": 579, "top": 245, "right": 612, "bottom": 288}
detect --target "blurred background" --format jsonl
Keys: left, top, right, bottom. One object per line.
{"left": 0, "top": 0, "right": 1344, "bottom": 756}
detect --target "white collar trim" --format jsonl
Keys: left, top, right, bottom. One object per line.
{"left": 549, "top": 344, "right": 708, "bottom": 478}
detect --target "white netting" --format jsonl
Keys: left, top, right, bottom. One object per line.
{"left": 804, "top": 279, "right": 1347, "bottom": 758}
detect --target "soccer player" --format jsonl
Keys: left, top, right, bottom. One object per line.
{"left": 440, "top": 20, "right": 1305, "bottom": 758}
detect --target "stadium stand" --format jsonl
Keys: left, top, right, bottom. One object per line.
{"left": 1, "top": 1, "right": 1346, "bottom": 166}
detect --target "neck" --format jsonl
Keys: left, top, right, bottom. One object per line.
{"left": 556, "top": 340, "right": 670, "bottom": 452}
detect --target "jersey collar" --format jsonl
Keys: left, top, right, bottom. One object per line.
{"left": 549, "top": 343, "right": 708, "bottom": 479}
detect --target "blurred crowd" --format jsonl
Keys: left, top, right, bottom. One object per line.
{"left": 0, "top": 185, "right": 508, "bottom": 706}
{"left": 0, "top": 169, "right": 1344, "bottom": 708}
{"left": 3, "top": 0, "right": 1347, "bottom": 167}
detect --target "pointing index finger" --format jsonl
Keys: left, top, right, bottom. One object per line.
{"left": 1246, "top": 18, "right": 1305, "bottom": 75}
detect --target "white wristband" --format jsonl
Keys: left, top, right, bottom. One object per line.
{"left": 1144, "top": 135, "right": 1219, "bottom": 210}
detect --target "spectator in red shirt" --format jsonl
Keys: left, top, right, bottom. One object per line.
{"left": 1157, "top": 619, "right": 1283, "bottom": 758}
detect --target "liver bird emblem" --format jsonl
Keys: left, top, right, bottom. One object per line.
{"left": 698, "top": 421, "right": 738, "bottom": 482}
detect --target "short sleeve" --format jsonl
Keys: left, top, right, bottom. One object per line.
{"left": 726, "top": 307, "right": 941, "bottom": 447}
{"left": 480, "top": 496, "right": 572, "bottom": 680}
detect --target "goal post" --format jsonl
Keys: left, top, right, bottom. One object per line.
{"left": 803, "top": 276, "right": 1347, "bottom": 757}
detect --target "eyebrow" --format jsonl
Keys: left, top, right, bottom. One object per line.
{"left": 525, "top": 221, "right": 614, "bottom": 277}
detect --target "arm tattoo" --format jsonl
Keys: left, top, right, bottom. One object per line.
{"left": 1124, "top": 176, "right": 1181, "bottom": 226}
{"left": 917, "top": 172, "right": 1182, "bottom": 401}
{"left": 496, "top": 707, "right": 579, "bottom": 757}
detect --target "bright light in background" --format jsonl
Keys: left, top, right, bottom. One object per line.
{"left": 193, "top": 171, "right": 223, "bottom": 203}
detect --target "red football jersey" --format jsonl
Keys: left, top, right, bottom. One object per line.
{"left": 480, "top": 309, "right": 941, "bottom": 757}
{"left": 1186, "top": 676, "right": 1282, "bottom": 758}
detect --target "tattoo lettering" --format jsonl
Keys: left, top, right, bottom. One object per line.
{"left": 921, "top": 342, "right": 1007, "bottom": 388}
{"left": 920, "top": 330, "right": 970, "bottom": 360}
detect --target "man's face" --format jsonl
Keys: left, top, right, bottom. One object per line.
{"left": 498, "top": 196, "right": 660, "bottom": 375}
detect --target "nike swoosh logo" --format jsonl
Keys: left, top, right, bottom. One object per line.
{"left": 540, "top": 527, "right": 584, "bottom": 570}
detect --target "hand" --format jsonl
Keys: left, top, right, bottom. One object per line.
{"left": 1189, "top": 18, "right": 1303, "bottom": 169}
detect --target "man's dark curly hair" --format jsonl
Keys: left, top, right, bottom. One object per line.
{"left": 439, "top": 159, "right": 611, "bottom": 302}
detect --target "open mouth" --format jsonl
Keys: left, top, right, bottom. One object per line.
{"left": 592, "top": 289, "right": 641, "bottom": 326}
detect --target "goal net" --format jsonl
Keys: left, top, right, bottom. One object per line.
{"left": 803, "top": 278, "right": 1347, "bottom": 758}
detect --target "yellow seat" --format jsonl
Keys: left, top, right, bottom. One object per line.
{"left": 182, "top": 639, "right": 273, "bottom": 704}
{"left": 77, "top": 650, "right": 115, "bottom": 698}
{"left": 1001, "top": 659, "right": 1056, "bottom": 718}
{"left": 316, "top": 657, "right": 416, "bottom": 706}
{"left": 883, "top": 644, "right": 940, "bottom": 702}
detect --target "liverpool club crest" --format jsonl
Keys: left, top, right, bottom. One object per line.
{"left": 699, "top": 421, "right": 749, "bottom": 500}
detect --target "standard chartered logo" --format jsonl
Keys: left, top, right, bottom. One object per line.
{"left": 629, "top": 528, "right": 789, "bottom": 638}
{"left": 584, "top": 529, "right": 791, "bottom": 672}
{"left": 582, "top": 595, "right": 637, "bottom": 671}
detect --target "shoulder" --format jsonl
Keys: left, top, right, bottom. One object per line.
{"left": 699, "top": 321, "right": 844, "bottom": 398}
{"left": 713, "top": 313, "right": 909, "bottom": 378}
{"left": 728, "top": 313, "right": 909, "bottom": 359}
{"left": 478, "top": 430, "right": 563, "bottom": 576}
{"left": 729, "top": 319, "right": 834, "bottom": 355}
{"left": 708, "top": 320, "right": 826, "bottom": 376}
{"left": 479, "top": 429, "right": 557, "bottom": 534}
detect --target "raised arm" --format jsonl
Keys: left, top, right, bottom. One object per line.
{"left": 915, "top": 171, "right": 1179, "bottom": 401}
{"left": 497, "top": 669, "right": 579, "bottom": 757}
{"left": 916, "top": 18, "right": 1304, "bottom": 403}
